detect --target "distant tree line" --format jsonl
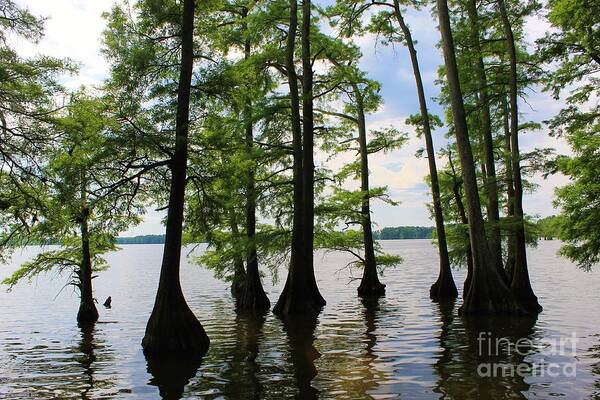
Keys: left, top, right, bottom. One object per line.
{"left": 117, "top": 227, "right": 436, "bottom": 244}
{"left": 116, "top": 235, "right": 166, "bottom": 245}
{"left": 534, "top": 216, "right": 563, "bottom": 241}
{"left": 373, "top": 227, "right": 434, "bottom": 240}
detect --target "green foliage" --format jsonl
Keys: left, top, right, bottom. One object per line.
{"left": 535, "top": 215, "right": 563, "bottom": 239}
{"left": 2, "top": 0, "right": 593, "bottom": 305}
{"left": 2, "top": 92, "right": 143, "bottom": 291}
{"left": 317, "top": 229, "right": 402, "bottom": 272}
{"left": 554, "top": 137, "right": 600, "bottom": 270}
{"left": 2, "top": 236, "right": 114, "bottom": 290}
{"left": 538, "top": 0, "right": 600, "bottom": 271}
{"left": 0, "top": 0, "right": 76, "bottom": 262}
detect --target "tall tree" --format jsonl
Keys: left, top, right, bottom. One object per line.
{"left": 436, "top": 0, "right": 520, "bottom": 314}
{"left": 300, "top": 0, "right": 325, "bottom": 308}
{"left": 2, "top": 94, "right": 143, "bottom": 324}
{"left": 328, "top": 0, "right": 457, "bottom": 300}
{"left": 354, "top": 82, "right": 386, "bottom": 297}
{"left": 464, "top": 0, "right": 503, "bottom": 275}
{"left": 184, "top": 1, "right": 275, "bottom": 312}
{"left": 318, "top": 51, "right": 404, "bottom": 297}
{"left": 142, "top": 0, "right": 210, "bottom": 355}
{"left": 237, "top": 4, "right": 270, "bottom": 312}
{"left": 496, "top": 0, "right": 541, "bottom": 313}
{"left": 390, "top": 1, "right": 458, "bottom": 301}
{"left": 274, "top": 0, "right": 325, "bottom": 315}
{"left": 438, "top": 145, "right": 474, "bottom": 297}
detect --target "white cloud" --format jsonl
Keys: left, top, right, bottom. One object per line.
{"left": 15, "top": 0, "right": 115, "bottom": 88}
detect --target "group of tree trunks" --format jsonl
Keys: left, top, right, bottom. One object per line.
{"left": 436, "top": 0, "right": 541, "bottom": 315}
{"left": 134, "top": 0, "right": 540, "bottom": 357}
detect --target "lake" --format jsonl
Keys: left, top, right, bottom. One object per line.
{"left": 0, "top": 240, "right": 599, "bottom": 399}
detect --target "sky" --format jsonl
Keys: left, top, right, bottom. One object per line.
{"left": 14, "top": 0, "right": 569, "bottom": 235}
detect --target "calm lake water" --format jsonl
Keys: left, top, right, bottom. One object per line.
{"left": 0, "top": 240, "right": 599, "bottom": 399}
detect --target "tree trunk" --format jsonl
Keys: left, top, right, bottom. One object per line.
{"left": 392, "top": 0, "right": 456, "bottom": 301}
{"left": 448, "top": 153, "right": 474, "bottom": 299}
{"left": 300, "top": 0, "right": 325, "bottom": 308}
{"left": 502, "top": 96, "right": 516, "bottom": 283}
{"left": 497, "top": 0, "right": 542, "bottom": 313}
{"left": 436, "top": 0, "right": 521, "bottom": 314}
{"left": 77, "top": 200, "right": 98, "bottom": 324}
{"left": 355, "top": 90, "right": 386, "bottom": 297}
{"left": 229, "top": 210, "right": 246, "bottom": 299}
{"left": 273, "top": 0, "right": 324, "bottom": 315}
{"left": 238, "top": 21, "right": 270, "bottom": 313}
{"left": 465, "top": 0, "right": 504, "bottom": 277}
{"left": 142, "top": 0, "right": 210, "bottom": 355}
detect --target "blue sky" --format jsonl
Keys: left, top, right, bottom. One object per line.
{"left": 14, "top": 0, "right": 568, "bottom": 235}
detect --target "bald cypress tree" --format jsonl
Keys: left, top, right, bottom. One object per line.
{"left": 274, "top": 0, "right": 325, "bottom": 315}
{"left": 142, "top": 0, "right": 210, "bottom": 355}
{"left": 496, "top": 0, "right": 541, "bottom": 313}
{"left": 327, "top": 0, "right": 457, "bottom": 301}
{"left": 436, "top": 0, "right": 521, "bottom": 314}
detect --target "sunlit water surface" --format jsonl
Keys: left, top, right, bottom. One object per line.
{"left": 0, "top": 240, "right": 599, "bottom": 399}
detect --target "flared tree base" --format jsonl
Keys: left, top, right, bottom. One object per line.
{"left": 237, "top": 277, "right": 270, "bottom": 314}
{"left": 357, "top": 264, "right": 386, "bottom": 298}
{"left": 511, "top": 263, "right": 542, "bottom": 314}
{"left": 273, "top": 281, "right": 324, "bottom": 316}
{"left": 273, "top": 296, "right": 323, "bottom": 316}
{"left": 430, "top": 274, "right": 458, "bottom": 302}
{"left": 511, "top": 288, "right": 542, "bottom": 314}
{"left": 142, "top": 296, "right": 209, "bottom": 356}
{"left": 357, "top": 279, "right": 386, "bottom": 298}
{"left": 459, "top": 285, "right": 525, "bottom": 315}
{"left": 77, "top": 299, "right": 99, "bottom": 324}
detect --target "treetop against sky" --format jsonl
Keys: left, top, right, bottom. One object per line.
{"left": 13, "top": 0, "right": 569, "bottom": 235}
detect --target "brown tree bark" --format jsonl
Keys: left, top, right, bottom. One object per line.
{"left": 392, "top": 0, "right": 456, "bottom": 301}
{"left": 497, "top": 0, "right": 541, "bottom": 313}
{"left": 465, "top": 0, "right": 504, "bottom": 278}
{"left": 77, "top": 196, "right": 99, "bottom": 324}
{"left": 142, "top": 0, "right": 210, "bottom": 355}
{"left": 229, "top": 211, "right": 246, "bottom": 299}
{"left": 355, "top": 89, "right": 386, "bottom": 297}
{"left": 273, "top": 0, "right": 324, "bottom": 315}
{"left": 300, "top": 0, "right": 325, "bottom": 308}
{"left": 237, "top": 13, "right": 270, "bottom": 313}
{"left": 447, "top": 152, "right": 474, "bottom": 299}
{"left": 436, "top": 0, "right": 521, "bottom": 314}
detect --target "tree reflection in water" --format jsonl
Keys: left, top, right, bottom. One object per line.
{"left": 281, "top": 314, "right": 320, "bottom": 399}
{"left": 220, "top": 313, "right": 266, "bottom": 399}
{"left": 77, "top": 322, "right": 97, "bottom": 399}
{"left": 75, "top": 321, "right": 118, "bottom": 398}
{"left": 145, "top": 351, "right": 203, "bottom": 399}
{"left": 589, "top": 335, "right": 600, "bottom": 397}
{"left": 433, "top": 301, "right": 539, "bottom": 399}
{"left": 360, "top": 296, "right": 384, "bottom": 397}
